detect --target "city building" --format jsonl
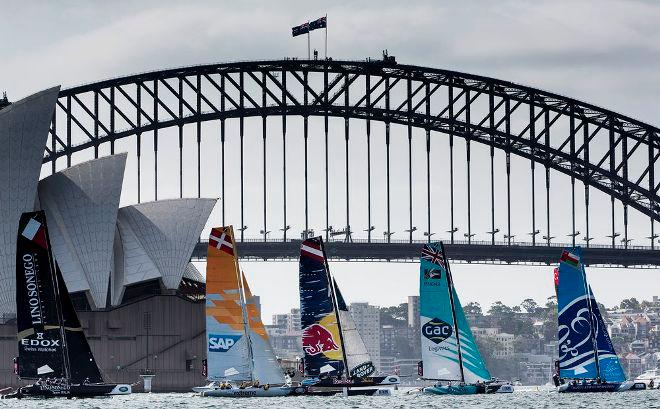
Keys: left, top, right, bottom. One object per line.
{"left": 407, "top": 295, "right": 419, "bottom": 330}
{"left": 350, "top": 302, "right": 381, "bottom": 371}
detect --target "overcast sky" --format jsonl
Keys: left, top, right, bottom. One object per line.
{"left": 3, "top": 1, "right": 659, "bottom": 320}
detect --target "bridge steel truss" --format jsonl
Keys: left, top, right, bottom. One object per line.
{"left": 43, "top": 59, "right": 660, "bottom": 266}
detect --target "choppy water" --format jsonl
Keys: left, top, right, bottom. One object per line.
{"left": 2, "top": 389, "right": 659, "bottom": 408}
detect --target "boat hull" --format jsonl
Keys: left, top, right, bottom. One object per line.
{"left": 304, "top": 375, "right": 400, "bottom": 388}
{"left": 558, "top": 380, "right": 646, "bottom": 393}
{"left": 423, "top": 385, "right": 479, "bottom": 395}
{"left": 5, "top": 382, "right": 127, "bottom": 398}
{"left": 303, "top": 387, "right": 392, "bottom": 396}
{"left": 200, "top": 386, "right": 297, "bottom": 397}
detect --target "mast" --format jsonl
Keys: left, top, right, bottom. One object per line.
{"left": 581, "top": 263, "right": 601, "bottom": 378}
{"left": 320, "top": 238, "right": 349, "bottom": 378}
{"left": 439, "top": 242, "right": 465, "bottom": 383}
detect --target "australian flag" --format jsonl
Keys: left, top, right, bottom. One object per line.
{"left": 293, "top": 16, "right": 326, "bottom": 37}
{"left": 292, "top": 22, "right": 309, "bottom": 37}
{"left": 309, "top": 16, "right": 327, "bottom": 30}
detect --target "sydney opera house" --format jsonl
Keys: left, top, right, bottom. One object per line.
{"left": 0, "top": 88, "right": 213, "bottom": 390}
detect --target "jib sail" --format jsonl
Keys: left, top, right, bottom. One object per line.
{"left": 333, "top": 279, "right": 375, "bottom": 378}
{"left": 54, "top": 261, "right": 103, "bottom": 384}
{"left": 242, "top": 274, "right": 285, "bottom": 385}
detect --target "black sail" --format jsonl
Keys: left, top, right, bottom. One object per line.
{"left": 54, "top": 261, "right": 103, "bottom": 383}
{"left": 16, "top": 211, "right": 67, "bottom": 379}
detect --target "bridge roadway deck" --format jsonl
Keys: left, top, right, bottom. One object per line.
{"left": 191, "top": 240, "right": 660, "bottom": 268}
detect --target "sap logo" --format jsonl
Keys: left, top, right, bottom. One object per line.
{"left": 422, "top": 318, "right": 453, "bottom": 344}
{"left": 208, "top": 334, "right": 242, "bottom": 352}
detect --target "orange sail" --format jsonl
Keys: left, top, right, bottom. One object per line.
{"left": 205, "top": 226, "right": 251, "bottom": 380}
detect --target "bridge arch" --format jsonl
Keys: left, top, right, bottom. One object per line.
{"left": 44, "top": 58, "right": 660, "bottom": 253}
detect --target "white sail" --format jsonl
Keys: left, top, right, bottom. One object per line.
{"left": 334, "top": 279, "right": 376, "bottom": 377}
{"left": 242, "top": 274, "right": 286, "bottom": 385}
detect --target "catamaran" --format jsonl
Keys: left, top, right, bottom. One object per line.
{"left": 419, "top": 242, "right": 512, "bottom": 395}
{"left": 5, "top": 211, "right": 131, "bottom": 398}
{"left": 554, "top": 247, "right": 646, "bottom": 393}
{"left": 194, "top": 226, "right": 299, "bottom": 397}
{"left": 298, "top": 237, "right": 400, "bottom": 396}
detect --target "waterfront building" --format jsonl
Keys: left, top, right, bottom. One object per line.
{"left": 349, "top": 302, "right": 381, "bottom": 372}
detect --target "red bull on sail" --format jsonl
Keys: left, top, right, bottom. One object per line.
{"left": 302, "top": 323, "right": 339, "bottom": 355}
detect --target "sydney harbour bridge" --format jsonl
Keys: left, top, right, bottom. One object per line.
{"left": 40, "top": 56, "right": 660, "bottom": 267}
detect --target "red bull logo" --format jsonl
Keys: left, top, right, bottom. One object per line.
{"left": 302, "top": 323, "right": 339, "bottom": 355}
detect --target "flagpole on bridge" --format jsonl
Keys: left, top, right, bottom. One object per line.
{"left": 307, "top": 20, "right": 311, "bottom": 59}
{"left": 324, "top": 14, "right": 327, "bottom": 59}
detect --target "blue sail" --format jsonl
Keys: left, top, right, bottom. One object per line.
{"left": 588, "top": 285, "right": 626, "bottom": 382}
{"left": 556, "top": 246, "right": 625, "bottom": 381}
{"left": 298, "top": 237, "right": 345, "bottom": 377}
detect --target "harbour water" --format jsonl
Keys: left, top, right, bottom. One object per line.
{"left": 3, "top": 389, "right": 659, "bottom": 408}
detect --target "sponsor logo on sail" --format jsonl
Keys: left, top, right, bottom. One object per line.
{"left": 22, "top": 253, "right": 43, "bottom": 325}
{"left": 208, "top": 334, "right": 242, "bottom": 352}
{"left": 302, "top": 323, "right": 339, "bottom": 355}
{"left": 424, "top": 268, "right": 442, "bottom": 280}
{"left": 422, "top": 318, "right": 453, "bottom": 344}
{"left": 349, "top": 361, "right": 375, "bottom": 378}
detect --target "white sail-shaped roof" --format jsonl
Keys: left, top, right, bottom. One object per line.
{"left": 38, "top": 153, "right": 127, "bottom": 309}
{"left": 183, "top": 263, "right": 205, "bottom": 283}
{"left": 0, "top": 87, "right": 59, "bottom": 314}
{"left": 113, "top": 198, "right": 216, "bottom": 303}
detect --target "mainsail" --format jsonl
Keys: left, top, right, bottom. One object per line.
{"left": 242, "top": 274, "right": 285, "bottom": 385}
{"left": 556, "top": 247, "right": 625, "bottom": 381}
{"left": 333, "top": 279, "right": 375, "bottom": 378}
{"left": 205, "top": 226, "right": 251, "bottom": 381}
{"left": 16, "top": 211, "right": 67, "bottom": 380}
{"left": 419, "top": 242, "right": 490, "bottom": 382}
{"left": 16, "top": 211, "right": 104, "bottom": 384}
{"left": 299, "top": 237, "right": 345, "bottom": 377}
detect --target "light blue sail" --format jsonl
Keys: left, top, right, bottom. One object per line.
{"left": 419, "top": 242, "right": 490, "bottom": 382}
{"left": 450, "top": 286, "right": 491, "bottom": 383}
{"left": 556, "top": 246, "right": 625, "bottom": 381}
